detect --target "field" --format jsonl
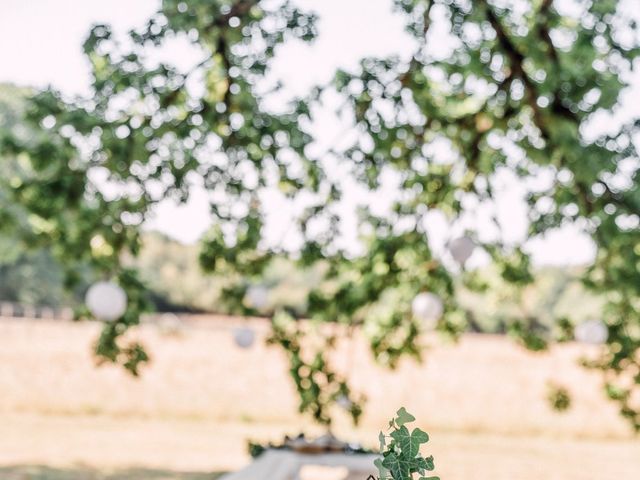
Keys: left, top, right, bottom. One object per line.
{"left": 0, "top": 316, "right": 639, "bottom": 479}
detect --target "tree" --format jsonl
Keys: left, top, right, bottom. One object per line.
{"left": 1, "top": 0, "right": 639, "bottom": 428}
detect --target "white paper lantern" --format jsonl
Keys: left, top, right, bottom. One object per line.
{"left": 336, "top": 394, "right": 353, "bottom": 410}
{"left": 449, "top": 236, "right": 475, "bottom": 265}
{"left": 411, "top": 292, "right": 444, "bottom": 329}
{"left": 575, "top": 320, "right": 608, "bottom": 345}
{"left": 233, "top": 326, "right": 256, "bottom": 349}
{"left": 245, "top": 285, "right": 269, "bottom": 310}
{"left": 158, "top": 313, "right": 183, "bottom": 336}
{"left": 85, "top": 281, "right": 127, "bottom": 321}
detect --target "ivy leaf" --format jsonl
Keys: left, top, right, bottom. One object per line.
{"left": 395, "top": 407, "right": 416, "bottom": 427}
{"left": 382, "top": 451, "right": 410, "bottom": 479}
{"left": 390, "top": 425, "right": 429, "bottom": 458}
{"left": 374, "top": 457, "right": 389, "bottom": 479}
{"left": 412, "top": 427, "right": 429, "bottom": 444}
{"left": 411, "top": 455, "right": 435, "bottom": 472}
{"left": 379, "top": 431, "right": 386, "bottom": 451}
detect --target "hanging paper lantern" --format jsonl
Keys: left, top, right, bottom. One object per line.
{"left": 158, "top": 313, "right": 183, "bottom": 336}
{"left": 245, "top": 285, "right": 269, "bottom": 310}
{"left": 85, "top": 281, "right": 127, "bottom": 321}
{"left": 574, "top": 320, "right": 608, "bottom": 345}
{"left": 411, "top": 292, "right": 443, "bottom": 329}
{"left": 233, "top": 326, "right": 256, "bottom": 349}
{"left": 336, "top": 394, "right": 353, "bottom": 410}
{"left": 449, "top": 236, "right": 475, "bottom": 265}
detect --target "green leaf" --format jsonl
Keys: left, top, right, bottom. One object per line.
{"left": 412, "top": 427, "right": 429, "bottom": 444}
{"left": 390, "top": 425, "right": 430, "bottom": 458}
{"left": 382, "top": 451, "right": 410, "bottom": 479}
{"left": 394, "top": 407, "right": 416, "bottom": 427}
{"left": 412, "top": 455, "right": 435, "bottom": 472}
{"left": 378, "top": 431, "right": 386, "bottom": 451}
{"left": 374, "top": 457, "right": 389, "bottom": 479}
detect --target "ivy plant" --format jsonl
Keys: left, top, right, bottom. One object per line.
{"left": 371, "top": 408, "right": 439, "bottom": 480}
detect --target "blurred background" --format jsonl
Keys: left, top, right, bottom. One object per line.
{"left": 1, "top": 0, "right": 640, "bottom": 479}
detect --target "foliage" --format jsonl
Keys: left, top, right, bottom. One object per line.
{"left": 547, "top": 383, "right": 572, "bottom": 412}
{"left": 371, "top": 408, "right": 439, "bottom": 480}
{"left": 135, "top": 233, "right": 319, "bottom": 314}
{"left": 327, "top": 0, "right": 640, "bottom": 426}
{"left": 268, "top": 310, "right": 364, "bottom": 425}
{"left": 1, "top": 0, "right": 639, "bottom": 428}
{"left": 0, "top": 84, "right": 80, "bottom": 307}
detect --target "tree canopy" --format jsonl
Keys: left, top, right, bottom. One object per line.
{"left": 1, "top": 0, "right": 639, "bottom": 429}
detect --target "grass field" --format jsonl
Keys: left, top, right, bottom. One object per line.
{"left": 0, "top": 316, "right": 639, "bottom": 479}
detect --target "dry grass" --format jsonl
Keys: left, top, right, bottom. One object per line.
{"left": 0, "top": 464, "right": 222, "bottom": 480}
{"left": 0, "top": 316, "right": 639, "bottom": 479}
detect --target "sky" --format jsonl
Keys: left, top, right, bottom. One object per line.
{"left": 2, "top": 0, "right": 633, "bottom": 266}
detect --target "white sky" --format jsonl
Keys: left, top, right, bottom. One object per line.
{"left": 2, "top": 0, "right": 635, "bottom": 266}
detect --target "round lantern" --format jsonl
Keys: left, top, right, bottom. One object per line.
{"left": 411, "top": 292, "right": 444, "bottom": 329}
{"left": 448, "top": 236, "right": 475, "bottom": 265}
{"left": 336, "top": 394, "right": 353, "bottom": 410}
{"left": 158, "top": 313, "right": 183, "bottom": 336}
{"left": 574, "top": 320, "right": 608, "bottom": 345}
{"left": 233, "top": 326, "right": 256, "bottom": 349}
{"left": 245, "top": 285, "right": 269, "bottom": 310}
{"left": 85, "top": 281, "right": 127, "bottom": 321}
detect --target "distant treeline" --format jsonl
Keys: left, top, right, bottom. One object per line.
{"left": 0, "top": 229, "right": 602, "bottom": 332}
